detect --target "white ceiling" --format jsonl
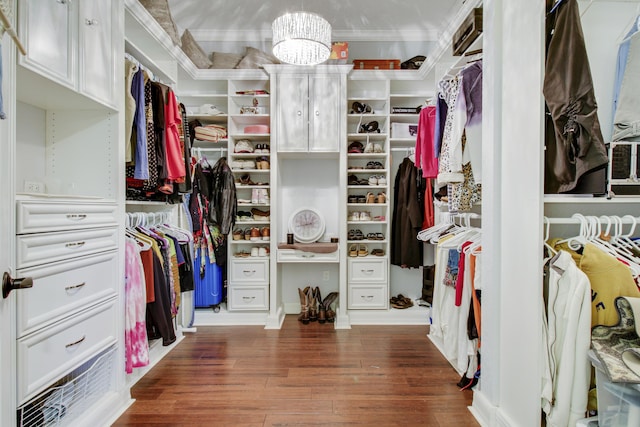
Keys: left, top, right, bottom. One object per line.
{"left": 167, "top": 0, "right": 472, "bottom": 62}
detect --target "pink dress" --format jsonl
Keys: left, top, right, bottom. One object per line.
{"left": 125, "top": 238, "right": 150, "bottom": 373}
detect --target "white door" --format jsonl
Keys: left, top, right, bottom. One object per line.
{"left": 276, "top": 74, "right": 308, "bottom": 152}
{"left": 79, "top": 0, "right": 115, "bottom": 106}
{"left": 0, "top": 38, "right": 17, "bottom": 427}
{"left": 309, "top": 74, "right": 340, "bottom": 152}
{"left": 19, "top": 0, "right": 76, "bottom": 89}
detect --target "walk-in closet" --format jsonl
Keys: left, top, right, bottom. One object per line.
{"left": 2, "top": 0, "right": 640, "bottom": 426}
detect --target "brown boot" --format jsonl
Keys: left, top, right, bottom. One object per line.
{"left": 298, "top": 286, "right": 310, "bottom": 325}
{"left": 315, "top": 288, "right": 326, "bottom": 324}
{"left": 322, "top": 292, "right": 339, "bottom": 323}
{"left": 307, "top": 286, "right": 318, "bottom": 322}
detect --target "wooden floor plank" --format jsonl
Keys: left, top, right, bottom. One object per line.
{"left": 113, "top": 315, "right": 479, "bottom": 426}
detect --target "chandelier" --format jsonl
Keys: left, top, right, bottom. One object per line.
{"left": 272, "top": 12, "right": 332, "bottom": 66}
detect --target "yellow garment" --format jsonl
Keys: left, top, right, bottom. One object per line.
{"left": 552, "top": 240, "right": 640, "bottom": 327}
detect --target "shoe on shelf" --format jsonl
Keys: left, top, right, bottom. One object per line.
{"left": 260, "top": 188, "right": 270, "bottom": 204}
{"left": 364, "top": 141, "right": 374, "bottom": 153}
{"left": 373, "top": 143, "right": 384, "bottom": 153}
{"left": 261, "top": 226, "right": 270, "bottom": 241}
{"left": 232, "top": 228, "right": 243, "bottom": 240}
{"left": 368, "top": 176, "right": 378, "bottom": 185}
{"left": 377, "top": 192, "right": 387, "bottom": 203}
{"left": 250, "top": 227, "right": 261, "bottom": 241}
{"left": 366, "top": 192, "right": 376, "bottom": 204}
{"left": 250, "top": 247, "right": 260, "bottom": 257}
{"left": 349, "top": 244, "right": 358, "bottom": 257}
{"left": 349, "top": 211, "right": 360, "bottom": 222}
{"left": 251, "top": 188, "right": 260, "bottom": 204}
{"left": 258, "top": 247, "right": 268, "bottom": 257}
{"left": 360, "top": 211, "right": 371, "bottom": 221}
{"left": 377, "top": 176, "right": 387, "bottom": 185}
{"left": 244, "top": 228, "right": 252, "bottom": 240}
{"left": 358, "top": 244, "right": 369, "bottom": 257}
{"left": 371, "top": 248, "right": 385, "bottom": 256}
{"left": 239, "top": 174, "right": 255, "bottom": 185}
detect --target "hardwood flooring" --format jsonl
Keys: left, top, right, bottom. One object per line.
{"left": 113, "top": 315, "right": 479, "bottom": 426}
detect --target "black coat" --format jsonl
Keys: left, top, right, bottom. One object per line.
{"left": 391, "top": 158, "right": 423, "bottom": 268}
{"left": 208, "top": 157, "right": 237, "bottom": 235}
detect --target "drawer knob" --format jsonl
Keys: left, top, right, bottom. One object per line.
{"left": 65, "top": 335, "right": 86, "bottom": 349}
{"left": 66, "top": 214, "right": 87, "bottom": 221}
{"left": 2, "top": 271, "right": 33, "bottom": 299}
{"left": 65, "top": 241, "right": 86, "bottom": 249}
{"left": 65, "top": 282, "right": 86, "bottom": 293}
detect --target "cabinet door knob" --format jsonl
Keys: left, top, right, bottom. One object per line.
{"left": 85, "top": 18, "right": 98, "bottom": 26}
{"left": 2, "top": 271, "right": 33, "bottom": 299}
{"left": 56, "top": 0, "right": 71, "bottom": 4}
{"left": 297, "top": 111, "right": 302, "bottom": 116}
{"left": 315, "top": 111, "right": 320, "bottom": 116}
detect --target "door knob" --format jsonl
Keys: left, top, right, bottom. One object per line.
{"left": 3, "top": 272, "right": 33, "bottom": 299}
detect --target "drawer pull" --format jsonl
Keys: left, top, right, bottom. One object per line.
{"left": 361, "top": 295, "right": 374, "bottom": 301}
{"left": 65, "top": 282, "right": 86, "bottom": 292}
{"left": 66, "top": 214, "right": 87, "bottom": 221}
{"left": 242, "top": 296, "right": 256, "bottom": 301}
{"left": 301, "top": 254, "right": 315, "bottom": 258}
{"left": 361, "top": 269, "right": 375, "bottom": 274}
{"left": 65, "top": 335, "right": 86, "bottom": 349}
{"left": 65, "top": 241, "right": 86, "bottom": 249}
{"left": 242, "top": 270, "right": 256, "bottom": 275}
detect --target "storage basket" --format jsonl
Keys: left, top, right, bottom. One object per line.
{"left": 17, "top": 346, "right": 116, "bottom": 427}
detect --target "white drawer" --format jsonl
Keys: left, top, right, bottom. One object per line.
{"left": 348, "top": 258, "right": 387, "bottom": 283}
{"left": 277, "top": 248, "right": 339, "bottom": 263}
{"left": 229, "top": 259, "right": 269, "bottom": 284}
{"left": 228, "top": 285, "right": 269, "bottom": 311}
{"left": 17, "top": 227, "right": 118, "bottom": 269}
{"left": 17, "top": 200, "right": 118, "bottom": 234}
{"left": 16, "top": 251, "right": 118, "bottom": 337}
{"left": 348, "top": 284, "right": 388, "bottom": 309}
{"left": 17, "top": 299, "right": 117, "bottom": 404}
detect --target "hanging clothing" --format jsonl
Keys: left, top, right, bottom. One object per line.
{"left": 450, "top": 60, "right": 483, "bottom": 184}
{"left": 130, "top": 68, "right": 149, "bottom": 180}
{"left": 437, "top": 76, "right": 465, "bottom": 185}
{"left": 208, "top": 157, "right": 237, "bottom": 236}
{"left": 543, "top": 0, "right": 608, "bottom": 194}
{"left": 612, "top": 31, "right": 640, "bottom": 141}
{"left": 612, "top": 21, "right": 639, "bottom": 128}
{"left": 124, "top": 239, "right": 150, "bottom": 374}
{"left": 124, "top": 58, "right": 137, "bottom": 162}
{"left": 391, "top": 157, "right": 423, "bottom": 268}
{"left": 553, "top": 240, "right": 640, "bottom": 327}
{"left": 541, "top": 250, "right": 591, "bottom": 427}
{"left": 164, "top": 89, "right": 186, "bottom": 180}
{"left": 415, "top": 106, "right": 438, "bottom": 178}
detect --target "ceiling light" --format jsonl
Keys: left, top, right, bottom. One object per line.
{"left": 272, "top": 12, "right": 332, "bottom": 66}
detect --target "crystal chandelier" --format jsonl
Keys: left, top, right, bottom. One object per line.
{"left": 272, "top": 12, "right": 332, "bottom": 66}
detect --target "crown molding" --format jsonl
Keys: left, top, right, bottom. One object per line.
{"left": 189, "top": 28, "right": 440, "bottom": 43}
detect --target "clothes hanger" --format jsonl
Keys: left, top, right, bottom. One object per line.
{"left": 543, "top": 216, "right": 558, "bottom": 257}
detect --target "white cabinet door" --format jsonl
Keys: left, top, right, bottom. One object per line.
{"left": 79, "top": 0, "right": 115, "bottom": 106}
{"left": 19, "top": 0, "right": 76, "bottom": 88}
{"left": 309, "top": 74, "right": 340, "bottom": 152}
{"left": 276, "top": 74, "right": 308, "bottom": 152}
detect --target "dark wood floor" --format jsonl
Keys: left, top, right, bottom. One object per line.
{"left": 113, "top": 315, "right": 479, "bottom": 426}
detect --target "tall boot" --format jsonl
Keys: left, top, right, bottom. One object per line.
{"left": 315, "top": 287, "right": 326, "bottom": 324}
{"left": 307, "top": 286, "right": 318, "bottom": 322}
{"left": 322, "top": 292, "right": 339, "bottom": 323}
{"left": 298, "top": 286, "right": 310, "bottom": 325}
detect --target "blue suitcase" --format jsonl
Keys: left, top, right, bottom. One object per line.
{"left": 193, "top": 249, "right": 223, "bottom": 311}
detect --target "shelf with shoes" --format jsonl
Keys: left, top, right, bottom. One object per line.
{"left": 345, "top": 79, "right": 391, "bottom": 314}
{"left": 226, "top": 79, "right": 272, "bottom": 313}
